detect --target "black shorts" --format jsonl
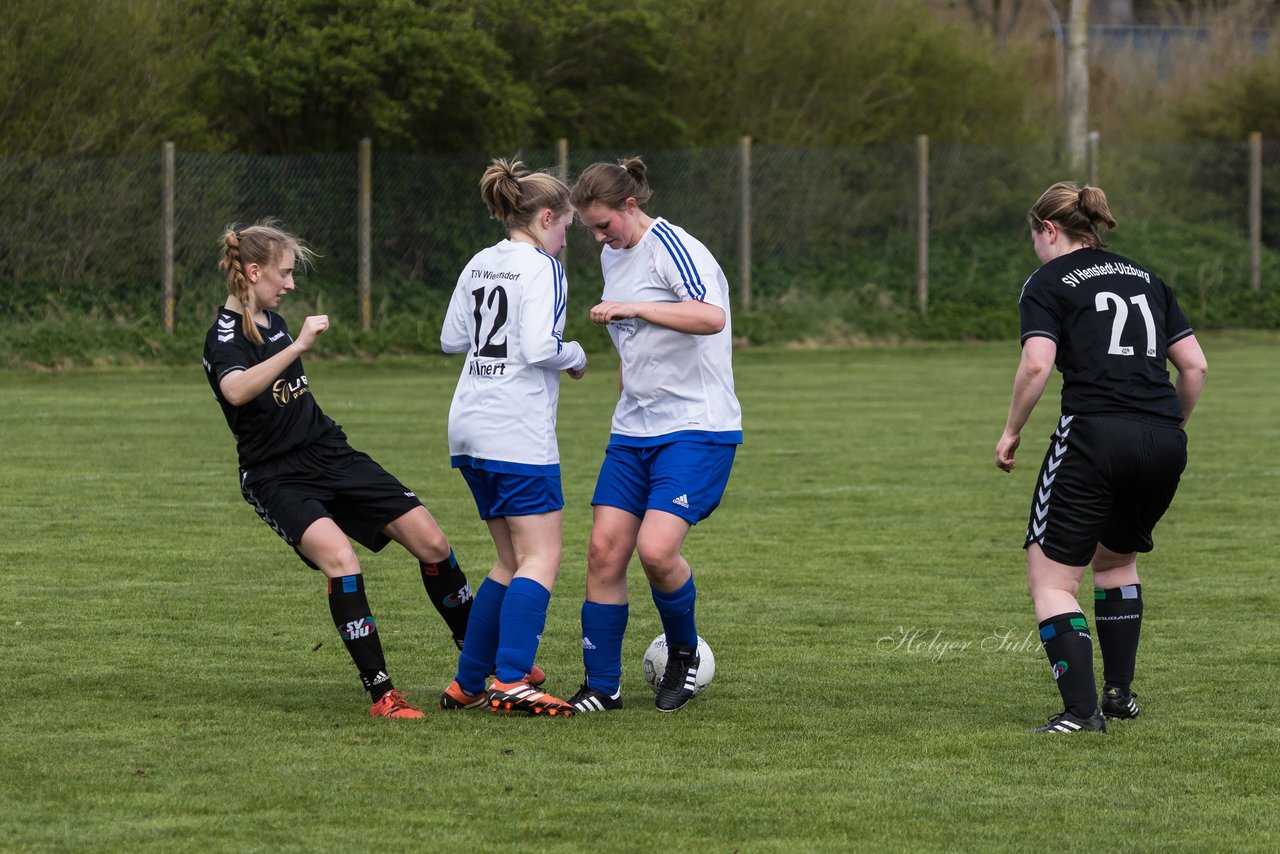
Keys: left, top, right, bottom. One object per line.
{"left": 240, "top": 435, "right": 423, "bottom": 559}
{"left": 1024, "top": 413, "right": 1187, "bottom": 566}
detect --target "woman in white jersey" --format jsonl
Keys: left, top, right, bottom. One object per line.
{"left": 567, "top": 157, "right": 742, "bottom": 714}
{"left": 438, "top": 159, "right": 587, "bottom": 717}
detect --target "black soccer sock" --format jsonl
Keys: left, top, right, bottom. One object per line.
{"left": 420, "top": 549, "right": 473, "bottom": 649}
{"left": 1094, "top": 584, "right": 1143, "bottom": 692}
{"left": 1038, "top": 612, "right": 1098, "bottom": 718}
{"left": 327, "top": 574, "right": 393, "bottom": 702}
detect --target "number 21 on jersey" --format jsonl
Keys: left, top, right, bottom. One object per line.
{"left": 1095, "top": 291, "right": 1157, "bottom": 357}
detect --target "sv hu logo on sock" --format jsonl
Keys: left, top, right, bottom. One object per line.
{"left": 443, "top": 583, "right": 473, "bottom": 607}
{"left": 1051, "top": 660, "right": 1068, "bottom": 680}
{"left": 340, "top": 617, "right": 376, "bottom": 640}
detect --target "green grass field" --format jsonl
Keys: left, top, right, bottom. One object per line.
{"left": 2, "top": 332, "right": 1277, "bottom": 851}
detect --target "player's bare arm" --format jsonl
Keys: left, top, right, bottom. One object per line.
{"left": 996, "top": 336, "right": 1057, "bottom": 472}
{"left": 220, "top": 314, "right": 329, "bottom": 405}
{"left": 1167, "top": 334, "right": 1208, "bottom": 428}
{"left": 589, "top": 299, "right": 724, "bottom": 334}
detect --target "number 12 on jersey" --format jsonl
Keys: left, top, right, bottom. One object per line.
{"left": 471, "top": 286, "right": 509, "bottom": 357}
{"left": 1095, "top": 291, "right": 1157, "bottom": 357}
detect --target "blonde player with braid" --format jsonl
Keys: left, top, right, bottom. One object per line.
{"left": 202, "top": 220, "right": 476, "bottom": 719}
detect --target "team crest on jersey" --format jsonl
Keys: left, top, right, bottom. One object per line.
{"left": 272, "top": 375, "right": 311, "bottom": 406}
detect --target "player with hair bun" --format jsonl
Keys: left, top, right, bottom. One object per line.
{"left": 203, "top": 220, "right": 475, "bottom": 719}
{"left": 996, "top": 182, "right": 1208, "bottom": 733}
{"left": 438, "top": 159, "right": 587, "bottom": 717}
{"left": 567, "top": 156, "right": 742, "bottom": 714}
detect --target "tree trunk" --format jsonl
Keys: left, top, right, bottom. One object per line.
{"left": 1065, "top": 0, "right": 1089, "bottom": 175}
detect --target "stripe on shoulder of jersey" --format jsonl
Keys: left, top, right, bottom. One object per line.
{"left": 535, "top": 246, "right": 565, "bottom": 280}
{"left": 652, "top": 221, "right": 706, "bottom": 300}
{"left": 536, "top": 247, "right": 567, "bottom": 318}
{"left": 652, "top": 221, "right": 704, "bottom": 299}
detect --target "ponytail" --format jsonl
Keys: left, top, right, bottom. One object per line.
{"left": 1028, "top": 181, "right": 1117, "bottom": 248}
{"left": 570, "top": 155, "right": 654, "bottom": 212}
{"left": 478, "top": 158, "right": 570, "bottom": 233}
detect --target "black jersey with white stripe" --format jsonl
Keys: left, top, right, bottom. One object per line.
{"left": 1018, "top": 248, "right": 1193, "bottom": 424}
{"left": 202, "top": 308, "right": 343, "bottom": 467}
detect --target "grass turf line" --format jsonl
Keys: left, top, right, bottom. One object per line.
{"left": 1, "top": 332, "right": 1277, "bottom": 850}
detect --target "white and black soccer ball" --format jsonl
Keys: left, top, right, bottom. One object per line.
{"left": 642, "top": 634, "right": 715, "bottom": 695}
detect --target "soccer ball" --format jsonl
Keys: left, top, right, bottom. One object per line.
{"left": 642, "top": 634, "right": 715, "bottom": 695}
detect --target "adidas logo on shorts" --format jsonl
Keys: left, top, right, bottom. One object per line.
{"left": 672, "top": 494, "right": 690, "bottom": 509}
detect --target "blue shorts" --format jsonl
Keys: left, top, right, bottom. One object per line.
{"left": 591, "top": 441, "right": 736, "bottom": 525}
{"left": 458, "top": 466, "right": 564, "bottom": 520}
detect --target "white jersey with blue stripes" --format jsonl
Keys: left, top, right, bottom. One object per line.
{"left": 442, "top": 239, "right": 586, "bottom": 473}
{"left": 599, "top": 217, "right": 742, "bottom": 446}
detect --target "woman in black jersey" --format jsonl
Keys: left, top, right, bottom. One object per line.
{"left": 995, "top": 183, "right": 1208, "bottom": 734}
{"left": 202, "top": 221, "right": 476, "bottom": 719}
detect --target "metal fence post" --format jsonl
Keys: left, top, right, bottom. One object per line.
{"left": 739, "top": 135, "right": 752, "bottom": 314}
{"left": 162, "top": 141, "right": 175, "bottom": 335}
{"left": 1249, "top": 131, "right": 1262, "bottom": 292}
{"left": 917, "top": 134, "right": 929, "bottom": 316}
{"left": 358, "top": 138, "right": 372, "bottom": 331}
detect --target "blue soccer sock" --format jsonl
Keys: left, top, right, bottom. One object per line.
{"left": 454, "top": 577, "right": 506, "bottom": 695}
{"left": 581, "top": 600, "right": 628, "bottom": 695}
{"left": 494, "top": 578, "right": 552, "bottom": 684}
{"left": 651, "top": 576, "right": 697, "bottom": 649}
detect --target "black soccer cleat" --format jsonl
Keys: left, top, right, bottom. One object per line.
{"left": 569, "top": 682, "right": 623, "bottom": 713}
{"left": 1101, "top": 687, "right": 1140, "bottom": 719}
{"left": 654, "top": 644, "right": 700, "bottom": 713}
{"left": 1033, "top": 707, "right": 1107, "bottom": 733}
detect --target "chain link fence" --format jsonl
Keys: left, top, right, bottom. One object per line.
{"left": 2, "top": 138, "right": 1276, "bottom": 339}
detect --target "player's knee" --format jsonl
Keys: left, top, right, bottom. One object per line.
{"left": 587, "top": 538, "right": 629, "bottom": 584}
{"left": 635, "top": 538, "right": 679, "bottom": 578}
{"left": 1091, "top": 547, "right": 1136, "bottom": 575}
{"left": 418, "top": 530, "right": 451, "bottom": 563}
{"left": 390, "top": 508, "right": 450, "bottom": 562}
{"left": 318, "top": 546, "right": 362, "bottom": 578}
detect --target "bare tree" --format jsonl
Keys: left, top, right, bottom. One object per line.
{"left": 1064, "top": 0, "right": 1090, "bottom": 172}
